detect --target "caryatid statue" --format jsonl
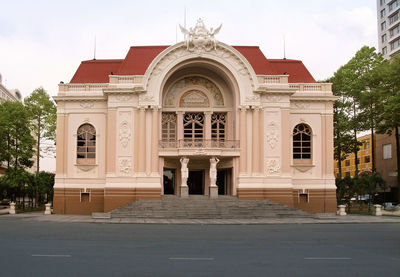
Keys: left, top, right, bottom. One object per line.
{"left": 180, "top": 157, "right": 189, "bottom": 187}
{"left": 209, "top": 157, "right": 220, "bottom": 187}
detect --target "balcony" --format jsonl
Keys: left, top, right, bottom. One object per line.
{"left": 159, "top": 139, "right": 240, "bottom": 157}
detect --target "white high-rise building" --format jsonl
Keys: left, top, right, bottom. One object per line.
{"left": 377, "top": 0, "right": 400, "bottom": 59}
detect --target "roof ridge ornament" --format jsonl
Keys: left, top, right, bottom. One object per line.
{"left": 179, "top": 18, "right": 222, "bottom": 53}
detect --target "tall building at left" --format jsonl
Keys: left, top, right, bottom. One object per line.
{"left": 377, "top": 0, "right": 400, "bottom": 59}
{"left": 0, "top": 73, "right": 22, "bottom": 102}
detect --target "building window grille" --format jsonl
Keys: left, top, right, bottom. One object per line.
{"left": 211, "top": 113, "right": 226, "bottom": 141}
{"left": 183, "top": 113, "right": 204, "bottom": 143}
{"left": 162, "top": 112, "right": 177, "bottom": 146}
{"left": 77, "top": 124, "right": 96, "bottom": 164}
{"left": 293, "top": 124, "right": 312, "bottom": 163}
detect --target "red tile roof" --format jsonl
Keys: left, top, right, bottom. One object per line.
{"left": 70, "top": 59, "right": 123, "bottom": 83}
{"left": 70, "top": 45, "right": 315, "bottom": 83}
{"left": 117, "top": 46, "right": 169, "bottom": 75}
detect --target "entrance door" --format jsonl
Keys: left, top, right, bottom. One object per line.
{"left": 188, "top": 170, "right": 204, "bottom": 195}
{"left": 216, "top": 169, "right": 226, "bottom": 195}
{"left": 163, "top": 168, "right": 175, "bottom": 195}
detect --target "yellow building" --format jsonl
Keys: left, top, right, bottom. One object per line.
{"left": 334, "top": 134, "right": 372, "bottom": 178}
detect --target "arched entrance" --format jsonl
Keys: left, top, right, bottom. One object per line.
{"left": 159, "top": 59, "right": 241, "bottom": 197}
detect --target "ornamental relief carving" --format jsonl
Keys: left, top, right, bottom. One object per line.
{"left": 245, "top": 95, "right": 260, "bottom": 103}
{"left": 265, "top": 159, "right": 280, "bottom": 175}
{"left": 265, "top": 95, "right": 282, "bottom": 102}
{"left": 119, "top": 121, "right": 131, "bottom": 148}
{"left": 294, "top": 101, "right": 311, "bottom": 109}
{"left": 80, "top": 102, "right": 94, "bottom": 109}
{"left": 119, "top": 158, "right": 132, "bottom": 174}
{"left": 139, "top": 94, "right": 154, "bottom": 103}
{"left": 116, "top": 95, "right": 132, "bottom": 102}
{"left": 180, "top": 90, "right": 209, "bottom": 107}
{"left": 265, "top": 121, "right": 279, "bottom": 149}
{"left": 164, "top": 76, "right": 223, "bottom": 107}
{"left": 148, "top": 44, "right": 252, "bottom": 83}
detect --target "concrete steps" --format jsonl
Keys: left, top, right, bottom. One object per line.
{"left": 110, "top": 195, "right": 312, "bottom": 219}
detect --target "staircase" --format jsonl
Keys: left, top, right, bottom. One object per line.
{"left": 110, "top": 195, "right": 312, "bottom": 219}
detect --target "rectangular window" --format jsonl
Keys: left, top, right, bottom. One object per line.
{"left": 382, "top": 33, "right": 387, "bottom": 43}
{"left": 365, "top": 156, "right": 371, "bottom": 163}
{"left": 381, "top": 8, "right": 386, "bottom": 18}
{"left": 383, "top": 46, "right": 388, "bottom": 55}
{"left": 390, "top": 25, "right": 400, "bottom": 37}
{"left": 389, "top": 0, "right": 399, "bottom": 11}
{"left": 382, "top": 21, "right": 387, "bottom": 31}
{"left": 390, "top": 38, "right": 400, "bottom": 50}
{"left": 211, "top": 113, "right": 226, "bottom": 147}
{"left": 365, "top": 141, "right": 370, "bottom": 149}
{"left": 183, "top": 113, "right": 204, "bottom": 147}
{"left": 345, "top": 160, "right": 350, "bottom": 166}
{"left": 389, "top": 12, "right": 399, "bottom": 24}
{"left": 380, "top": 0, "right": 386, "bottom": 6}
{"left": 345, "top": 171, "right": 350, "bottom": 177}
{"left": 383, "top": 144, "right": 392, "bottom": 159}
{"left": 161, "top": 112, "right": 177, "bottom": 147}
{"left": 357, "top": 158, "right": 360, "bottom": 164}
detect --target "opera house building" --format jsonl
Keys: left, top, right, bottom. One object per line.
{"left": 53, "top": 20, "right": 336, "bottom": 214}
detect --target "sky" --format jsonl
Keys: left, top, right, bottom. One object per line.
{"left": 0, "top": 0, "right": 379, "bottom": 171}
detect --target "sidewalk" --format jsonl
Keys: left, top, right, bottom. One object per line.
{"left": 1, "top": 212, "right": 399, "bottom": 224}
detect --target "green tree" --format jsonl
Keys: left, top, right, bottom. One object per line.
{"left": 376, "top": 55, "right": 400, "bottom": 201}
{"left": 24, "top": 88, "right": 57, "bottom": 175}
{"left": 0, "top": 101, "right": 35, "bottom": 205}
{"left": 24, "top": 88, "right": 56, "bottom": 206}
{"left": 0, "top": 101, "right": 35, "bottom": 169}
{"left": 330, "top": 56, "right": 363, "bottom": 176}
{"left": 330, "top": 76, "right": 353, "bottom": 178}
{"left": 355, "top": 47, "right": 384, "bottom": 172}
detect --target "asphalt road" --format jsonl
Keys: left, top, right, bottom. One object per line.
{"left": 0, "top": 219, "right": 398, "bottom": 277}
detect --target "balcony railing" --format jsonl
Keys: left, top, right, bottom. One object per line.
{"left": 159, "top": 139, "right": 240, "bottom": 149}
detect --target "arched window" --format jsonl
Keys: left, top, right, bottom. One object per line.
{"left": 293, "top": 124, "right": 312, "bottom": 164}
{"left": 77, "top": 124, "right": 96, "bottom": 164}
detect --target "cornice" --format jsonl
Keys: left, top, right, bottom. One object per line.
{"left": 103, "top": 87, "right": 145, "bottom": 94}
{"left": 254, "top": 86, "right": 297, "bottom": 95}
{"left": 52, "top": 95, "right": 106, "bottom": 102}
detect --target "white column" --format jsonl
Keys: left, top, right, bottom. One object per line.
{"left": 176, "top": 111, "right": 184, "bottom": 146}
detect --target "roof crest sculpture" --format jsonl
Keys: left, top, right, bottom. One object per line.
{"left": 179, "top": 18, "right": 222, "bottom": 52}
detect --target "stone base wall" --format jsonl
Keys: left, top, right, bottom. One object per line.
{"left": 237, "top": 188, "right": 295, "bottom": 207}
{"left": 104, "top": 188, "right": 161, "bottom": 212}
{"left": 54, "top": 187, "right": 336, "bottom": 215}
{"left": 53, "top": 188, "right": 161, "bottom": 214}
{"left": 237, "top": 188, "right": 337, "bottom": 214}
{"left": 53, "top": 188, "right": 105, "bottom": 215}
